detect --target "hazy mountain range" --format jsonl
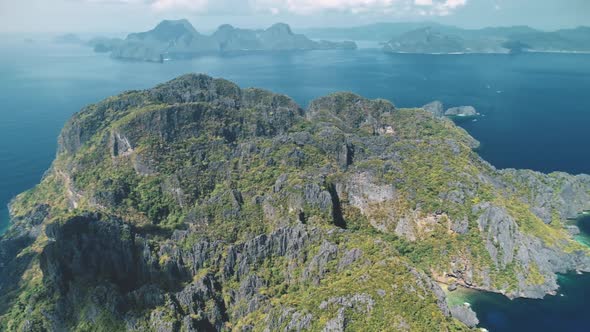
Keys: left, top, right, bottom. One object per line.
{"left": 304, "top": 23, "right": 590, "bottom": 54}
{"left": 57, "top": 21, "right": 590, "bottom": 59}
{"left": 87, "top": 19, "right": 357, "bottom": 62}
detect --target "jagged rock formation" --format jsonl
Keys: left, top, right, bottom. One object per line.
{"left": 445, "top": 106, "right": 478, "bottom": 117}
{"left": 422, "top": 101, "right": 479, "bottom": 118}
{"left": 1, "top": 74, "right": 590, "bottom": 331}
{"left": 102, "top": 20, "right": 357, "bottom": 62}
{"left": 450, "top": 304, "right": 479, "bottom": 327}
{"left": 422, "top": 101, "right": 444, "bottom": 118}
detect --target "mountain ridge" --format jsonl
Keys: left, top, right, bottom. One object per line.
{"left": 90, "top": 20, "right": 357, "bottom": 62}
{"left": 300, "top": 22, "right": 590, "bottom": 53}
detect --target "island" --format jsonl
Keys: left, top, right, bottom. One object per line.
{"left": 1, "top": 74, "right": 590, "bottom": 331}
{"left": 384, "top": 25, "right": 590, "bottom": 54}
{"left": 383, "top": 27, "right": 468, "bottom": 54}
{"left": 422, "top": 101, "right": 479, "bottom": 118}
{"left": 444, "top": 106, "right": 479, "bottom": 117}
{"left": 92, "top": 19, "right": 357, "bottom": 62}
{"left": 299, "top": 22, "right": 590, "bottom": 54}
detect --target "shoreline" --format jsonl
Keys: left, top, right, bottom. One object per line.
{"left": 445, "top": 271, "right": 590, "bottom": 331}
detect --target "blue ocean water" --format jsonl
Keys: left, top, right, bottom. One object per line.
{"left": 1, "top": 38, "right": 590, "bottom": 330}
{"left": 452, "top": 271, "right": 590, "bottom": 332}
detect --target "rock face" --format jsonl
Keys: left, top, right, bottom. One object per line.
{"left": 104, "top": 20, "right": 357, "bottom": 62}
{"left": 450, "top": 304, "right": 479, "bottom": 327}
{"left": 422, "top": 101, "right": 444, "bottom": 117}
{"left": 2, "top": 74, "right": 590, "bottom": 331}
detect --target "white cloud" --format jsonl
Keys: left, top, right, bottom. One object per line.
{"left": 84, "top": 0, "right": 468, "bottom": 16}
{"left": 277, "top": 0, "right": 468, "bottom": 15}
{"left": 414, "top": 0, "right": 433, "bottom": 6}
{"left": 151, "top": 0, "right": 208, "bottom": 11}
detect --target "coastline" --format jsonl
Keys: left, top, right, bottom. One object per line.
{"left": 446, "top": 272, "right": 590, "bottom": 332}
{"left": 443, "top": 215, "right": 590, "bottom": 331}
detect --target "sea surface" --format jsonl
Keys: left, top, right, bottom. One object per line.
{"left": 1, "top": 38, "right": 590, "bottom": 331}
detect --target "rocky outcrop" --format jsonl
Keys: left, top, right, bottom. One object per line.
{"left": 423, "top": 101, "right": 479, "bottom": 119}
{"left": 445, "top": 106, "right": 478, "bottom": 117}
{"left": 467, "top": 201, "right": 590, "bottom": 298}
{"left": 320, "top": 294, "right": 375, "bottom": 332}
{"left": 307, "top": 92, "right": 396, "bottom": 132}
{"left": 475, "top": 203, "right": 518, "bottom": 268}
{"left": 33, "top": 213, "right": 325, "bottom": 329}
{"left": 422, "top": 101, "right": 444, "bottom": 117}
{"left": 500, "top": 169, "right": 590, "bottom": 222}
{"left": 450, "top": 304, "right": 479, "bottom": 327}
{"left": 408, "top": 267, "right": 451, "bottom": 316}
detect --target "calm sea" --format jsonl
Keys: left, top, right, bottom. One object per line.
{"left": 0, "top": 38, "right": 590, "bottom": 331}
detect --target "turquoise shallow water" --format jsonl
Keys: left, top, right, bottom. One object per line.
{"left": 574, "top": 215, "right": 590, "bottom": 246}
{"left": 1, "top": 37, "right": 590, "bottom": 330}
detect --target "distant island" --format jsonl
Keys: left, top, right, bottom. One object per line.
{"left": 422, "top": 101, "right": 479, "bottom": 118}
{"left": 88, "top": 19, "right": 357, "bottom": 62}
{"left": 62, "top": 22, "right": 590, "bottom": 58}
{"left": 302, "top": 22, "right": 590, "bottom": 54}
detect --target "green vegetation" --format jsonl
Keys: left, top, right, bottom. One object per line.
{"left": 2, "top": 74, "right": 588, "bottom": 331}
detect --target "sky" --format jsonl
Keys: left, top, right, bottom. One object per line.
{"left": 0, "top": 0, "right": 589, "bottom": 34}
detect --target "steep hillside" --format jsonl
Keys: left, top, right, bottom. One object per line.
{"left": 2, "top": 74, "right": 590, "bottom": 331}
